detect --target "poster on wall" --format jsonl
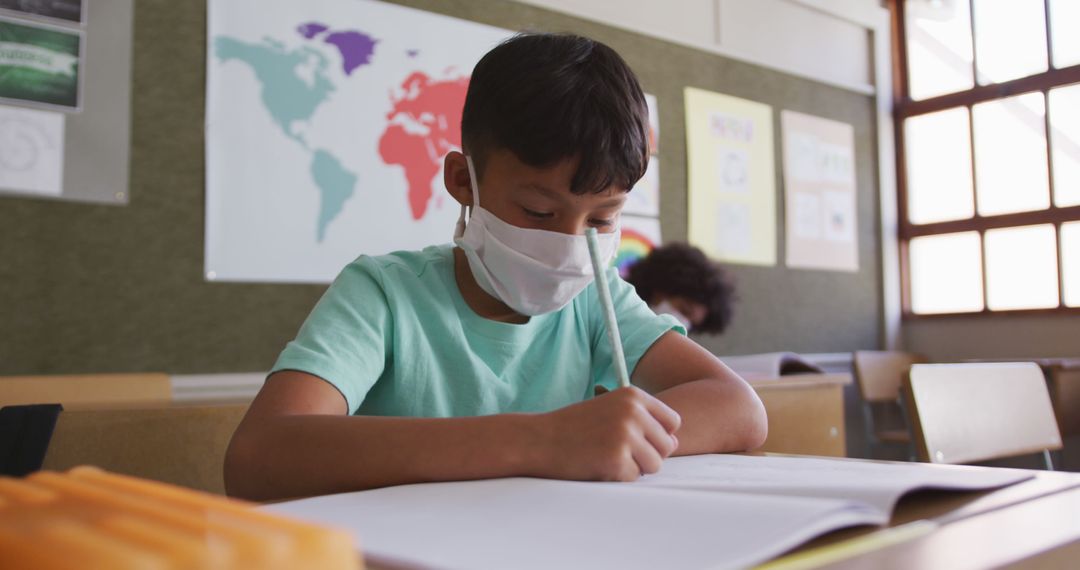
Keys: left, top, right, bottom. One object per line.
{"left": 615, "top": 215, "right": 662, "bottom": 278}
{"left": 781, "top": 110, "right": 858, "bottom": 272}
{"left": 0, "top": 0, "right": 85, "bottom": 25}
{"left": 624, "top": 156, "right": 659, "bottom": 217}
{"left": 205, "top": 0, "right": 514, "bottom": 283}
{"left": 644, "top": 92, "right": 659, "bottom": 155}
{"left": 624, "top": 92, "right": 661, "bottom": 215}
{"left": 0, "top": 104, "right": 64, "bottom": 196}
{"left": 0, "top": 16, "right": 82, "bottom": 111}
{"left": 684, "top": 87, "right": 776, "bottom": 267}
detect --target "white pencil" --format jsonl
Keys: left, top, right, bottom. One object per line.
{"left": 586, "top": 228, "right": 631, "bottom": 389}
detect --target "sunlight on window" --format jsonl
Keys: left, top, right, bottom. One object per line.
{"left": 905, "top": 108, "right": 974, "bottom": 224}
{"left": 1049, "top": 84, "right": 1080, "bottom": 207}
{"left": 905, "top": 0, "right": 974, "bottom": 100}
{"left": 973, "top": 93, "right": 1050, "bottom": 216}
{"left": 1049, "top": 0, "right": 1080, "bottom": 68}
{"left": 985, "top": 225, "right": 1059, "bottom": 310}
{"left": 973, "top": 0, "right": 1048, "bottom": 83}
{"left": 1063, "top": 222, "right": 1080, "bottom": 307}
{"left": 910, "top": 232, "right": 983, "bottom": 314}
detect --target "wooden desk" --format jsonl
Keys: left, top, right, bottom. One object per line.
{"left": 750, "top": 374, "right": 851, "bottom": 457}
{"left": 763, "top": 457, "right": 1080, "bottom": 569}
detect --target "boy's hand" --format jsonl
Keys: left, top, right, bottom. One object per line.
{"left": 529, "top": 386, "right": 681, "bottom": 482}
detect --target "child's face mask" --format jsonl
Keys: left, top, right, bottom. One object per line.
{"left": 653, "top": 299, "right": 692, "bottom": 331}
{"left": 453, "top": 155, "right": 621, "bottom": 316}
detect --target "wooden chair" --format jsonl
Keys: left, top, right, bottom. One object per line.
{"left": 852, "top": 351, "right": 926, "bottom": 455}
{"left": 0, "top": 373, "right": 172, "bottom": 409}
{"left": 1046, "top": 362, "right": 1080, "bottom": 438}
{"left": 903, "top": 362, "right": 1063, "bottom": 468}
{"left": 41, "top": 405, "right": 248, "bottom": 494}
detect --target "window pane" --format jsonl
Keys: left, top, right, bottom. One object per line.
{"left": 973, "top": 93, "right": 1050, "bottom": 216}
{"left": 905, "top": 0, "right": 974, "bottom": 100}
{"left": 985, "top": 225, "right": 1059, "bottom": 310}
{"left": 973, "top": 0, "right": 1048, "bottom": 83}
{"left": 1049, "top": 0, "right": 1080, "bottom": 68}
{"left": 905, "top": 108, "right": 974, "bottom": 224}
{"left": 1049, "top": 84, "right": 1080, "bottom": 207}
{"left": 910, "top": 232, "right": 984, "bottom": 314}
{"left": 1064, "top": 222, "right": 1080, "bottom": 307}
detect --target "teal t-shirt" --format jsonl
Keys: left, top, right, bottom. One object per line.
{"left": 271, "top": 244, "right": 684, "bottom": 416}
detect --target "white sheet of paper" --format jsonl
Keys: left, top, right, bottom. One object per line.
{"left": 0, "top": 105, "right": 64, "bottom": 196}
{"left": 781, "top": 110, "right": 858, "bottom": 271}
{"left": 624, "top": 155, "right": 659, "bottom": 216}
{"left": 718, "top": 352, "right": 822, "bottom": 378}
{"left": 266, "top": 477, "right": 882, "bottom": 570}
{"left": 635, "top": 454, "right": 1033, "bottom": 514}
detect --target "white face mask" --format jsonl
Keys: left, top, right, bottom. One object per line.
{"left": 453, "top": 156, "right": 621, "bottom": 316}
{"left": 653, "top": 299, "right": 692, "bottom": 330}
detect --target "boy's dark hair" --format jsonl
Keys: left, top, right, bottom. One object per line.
{"left": 462, "top": 33, "right": 650, "bottom": 195}
{"left": 625, "top": 243, "right": 737, "bottom": 335}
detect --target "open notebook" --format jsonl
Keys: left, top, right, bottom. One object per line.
{"left": 265, "top": 454, "right": 1032, "bottom": 570}
{"left": 718, "top": 352, "right": 824, "bottom": 379}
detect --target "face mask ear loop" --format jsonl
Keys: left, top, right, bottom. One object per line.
{"left": 457, "top": 155, "right": 483, "bottom": 237}
{"left": 456, "top": 155, "right": 481, "bottom": 238}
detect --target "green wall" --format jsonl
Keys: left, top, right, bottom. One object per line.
{"left": 0, "top": 0, "right": 880, "bottom": 376}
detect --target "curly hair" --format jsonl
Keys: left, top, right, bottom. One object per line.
{"left": 625, "top": 242, "right": 736, "bottom": 334}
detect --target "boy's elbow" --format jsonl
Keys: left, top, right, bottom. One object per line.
{"left": 743, "top": 397, "right": 769, "bottom": 450}
{"left": 731, "top": 382, "right": 768, "bottom": 451}
{"left": 223, "top": 424, "right": 261, "bottom": 500}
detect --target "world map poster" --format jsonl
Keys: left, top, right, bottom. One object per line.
{"left": 205, "top": 0, "right": 513, "bottom": 282}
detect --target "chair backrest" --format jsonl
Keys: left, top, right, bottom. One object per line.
{"left": 904, "top": 362, "right": 1063, "bottom": 464}
{"left": 1048, "top": 364, "right": 1080, "bottom": 437}
{"left": 853, "top": 351, "right": 926, "bottom": 402}
{"left": 0, "top": 373, "right": 171, "bottom": 409}
{"left": 41, "top": 405, "right": 248, "bottom": 494}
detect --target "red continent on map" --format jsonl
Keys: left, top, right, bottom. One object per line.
{"left": 378, "top": 72, "right": 469, "bottom": 220}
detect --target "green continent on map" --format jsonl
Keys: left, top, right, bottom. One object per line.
{"left": 213, "top": 36, "right": 335, "bottom": 145}
{"left": 310, "top": 150, "right": 357, "bottom": 242}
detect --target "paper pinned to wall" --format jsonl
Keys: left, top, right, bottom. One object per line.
{"left": 0, "top": 104, "right": 64, "bottom": 196}
{"left": 615, "top": 215, "right": 662, "bottom": 278}
{"left": 624, "top": 155, "right": 659, "bottom": 216}
{"left": 782, "top": 109, "right": 858, "bottom": 272}
{"left": 0, "top": 16, "right": 83, "bottom": 111}
{"left": 644, "top": 92, "right": 659, "bottom": 154}
{"left": 684, "top": 87, "right": 776, "bottom": 266}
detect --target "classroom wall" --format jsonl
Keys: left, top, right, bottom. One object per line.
{"left": 517, "top": 0, "right": 880, "bottom": 92}
{"left": 903, "top": 316, "right": 1080, "bottom": 362}
{"left": 0, "top": 0, "right": 882, "bottom": 377}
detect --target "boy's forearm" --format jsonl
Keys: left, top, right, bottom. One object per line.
{"left": 653, "top": 377, "right": 768, "bottom": 456}
{"left": 225, "top": 413, "right": 543, "bottom": 501}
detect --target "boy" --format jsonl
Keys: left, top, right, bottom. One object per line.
{"left": 626, "top": 242, "right": 736, "bottom": 334}
{"left": 225, "top": 33, "right": 766, "bottom": 501}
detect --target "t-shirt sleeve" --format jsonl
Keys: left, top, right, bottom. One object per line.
{"left": 589, "top": 266, "right": 687, "bottom": 394}
{"left": 270, "top": 256, "right": 393, "bottom": 414}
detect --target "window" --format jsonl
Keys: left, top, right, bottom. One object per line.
{"left": 892, "top": 0, "right": 1080, "bottom": 316}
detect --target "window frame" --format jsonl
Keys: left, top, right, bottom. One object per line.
{"left": 890, "top": 0, "right": 1080, "bottom": 319}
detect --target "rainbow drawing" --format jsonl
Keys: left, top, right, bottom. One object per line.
{"left": 614, "top": 227, "right": 657, "bottom": 278}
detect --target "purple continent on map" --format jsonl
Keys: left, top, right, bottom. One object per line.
{"left": 297, "top": 22, "right": 377, "bottom": 76}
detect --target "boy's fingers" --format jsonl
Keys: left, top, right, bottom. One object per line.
{"left": 630, "top": 441, "right": 664, "bottom": 476}
{"left": 641, "top": 416, "right": 678, "bottom": 459}
{"left": 642, "top": 395, "right": 682, "bottom": 435}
